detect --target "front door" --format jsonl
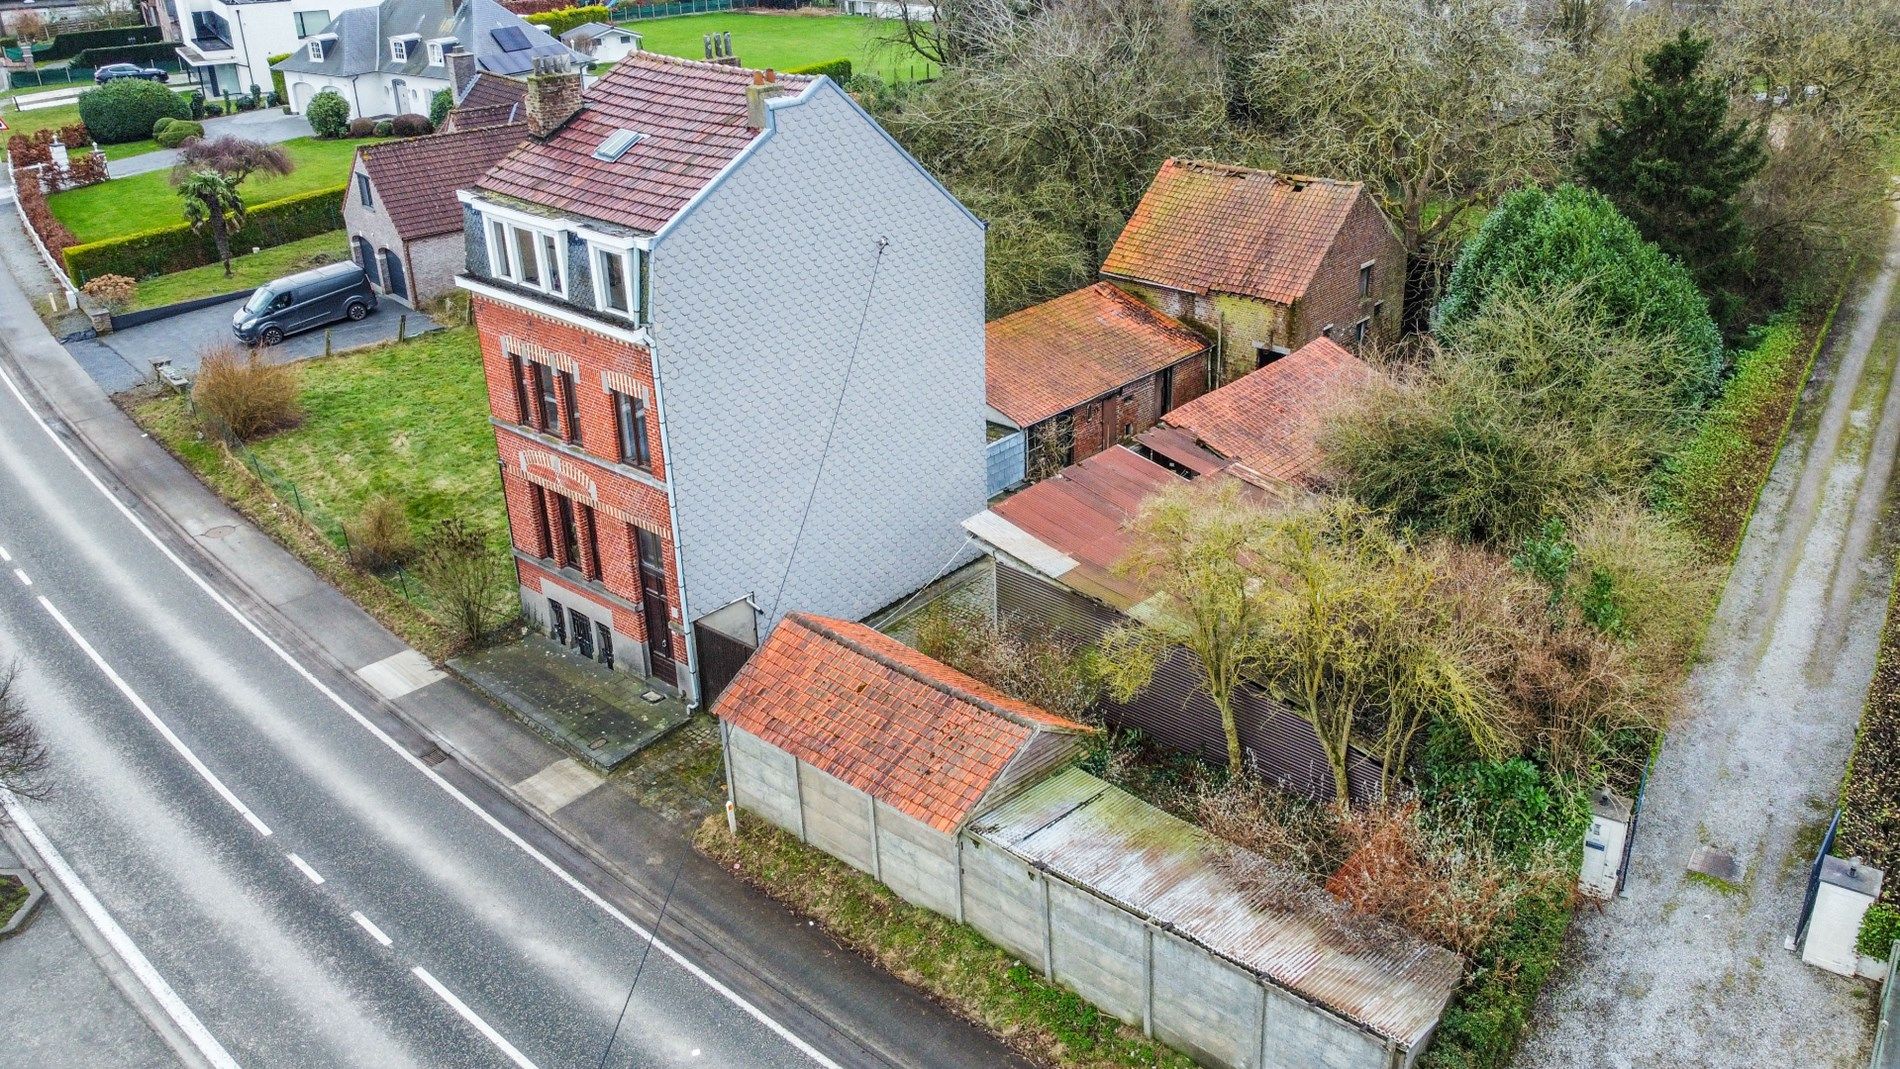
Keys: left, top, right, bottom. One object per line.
{"left": 635, "top": 528, "right": 676, "bottom": 685}
{"left": 595, "top": 622, "right": 614, "bottom": 670}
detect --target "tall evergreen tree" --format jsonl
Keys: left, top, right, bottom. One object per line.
{"left": 1578, "top": 31, "right": 1765, "bottom": 330}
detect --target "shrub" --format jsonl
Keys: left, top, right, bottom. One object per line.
{"left": 1858, "top": 903, "right": 1900, "bottom": 961}
{"left": 80, "top": 273, "right": 136, "bottom": 311}
{"left": 787, "top": 57, "right": 853, "bottom": 81}
{"left": 416, "top": 518, "right": 504, "bottom": 645}
{"left": 57, "top": 121, "right": 89, "bottom": 146}
{"left": 15, "top": 179, "right": 75, "bottom": 266}
{"left": 348, "top": 118, "right": 378, "bottom": 138}
{"left": 371, "top": 119, "right": 393, "bottom": 138}
{"left": 63, "top": 150, "right": 108, "bottom": 187}
{"left": 78, "top": 78, "right": 189, "bottom": 144}
{"left": 187, "top": 89, "right": 206, "bottom": 119}
{"left": 64, "top": 183, "right": 345, "bottom": 281}
{"left": 192, "top": 346, "right": 301, "bottom": 441}
{"left": 71, "top": 40, "right": 177, "bottom": 67}
{"left": 36, "top": 23, "right": 159, "bottom": 61}
{"left": 389, "top": 112, "right": 432, "bottom": 137}
{"left": 344, "top": 495, "right": 416, "bottom": 571}
{"left": 7, "top": 130, "right": 53, "bottom": 169}
{"left": 429, "top": 88, "right": 452, "bottom": 129}
{"left": 1435, "top": 185, "right": 1725, "bottom": 414}
{"left": 205, "top": 101, "right": 225, "bottom": 116}
{"left": 306, "top": 89, "right": 350, "bottom": 138}
{"left": 267, "top": 53, "right": 290, "bottom": 104}
{"left": 523, "top": 4, "right": 611, "bottom": 37}
{"left": 1838, "top": 575, "right": 1900, "bottom": 872}
{"left": 154, "top": 119, "right": 203, "bottom": 148}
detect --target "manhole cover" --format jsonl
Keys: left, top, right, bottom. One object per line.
{"left": 200, "top": 524, "right": 237, "bottom": 540}
{"left": 590, "top": 737, "right": 608, "bottom": 750}
{"left": 641, "top": 691, "right": 664, "bottom": 704}
{"left": 1689, "top": 846, "right": 1744, "bottom": 885}
{"left": 418, "top": 746, "right": 450, "bottom": 767}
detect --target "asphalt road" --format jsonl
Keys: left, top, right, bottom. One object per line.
{"left": 67, "top": 298, "right": 437, "bottom": 395}
{"left": 0, "top": 353, "right": 816, "bottom": 1066}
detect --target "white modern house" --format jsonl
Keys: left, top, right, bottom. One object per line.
{"left": 558, "top": 21, "right": 639, "bottom": 65}
{"left": 172, "top": 0, "right": 380, "bottom": 97}
{"left": 272, "top": 0, "right": 575, "bottom": 118}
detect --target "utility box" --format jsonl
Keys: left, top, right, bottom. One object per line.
{"left": 1802, "top": 856, "right": 1883, "bottom": 977}
{"left": 1580, "top": 788, "right": 1633, "bottom": 900}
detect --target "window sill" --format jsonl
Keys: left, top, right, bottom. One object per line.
{"left": 493, "top": 418, "right": 670, "bottom": 494}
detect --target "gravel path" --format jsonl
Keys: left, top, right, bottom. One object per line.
{"left": 1512, "top": 204, "right": 1900, "bottom": 1069}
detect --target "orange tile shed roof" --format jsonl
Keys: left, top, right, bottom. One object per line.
{"left": 1155, "top": 336, "right": 1373, "bottom": 487}
{"left": 986, "top": 282, "right": 1208, "bottom": 427}
{"left": 714, "top": 613, "right": 1093, "bottom": 833}
{"left": 1103, "top": 158, "right": 1370, "bottom": 306}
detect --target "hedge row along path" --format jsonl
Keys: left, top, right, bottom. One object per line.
{"left": 1512, "top": 203, "right": 1900, "bottom": 1067}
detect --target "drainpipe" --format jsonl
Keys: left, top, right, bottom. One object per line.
{"left": 640, "top": 291, "right": 700, "bottom": 709}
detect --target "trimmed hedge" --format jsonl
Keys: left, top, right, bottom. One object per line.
{"left": 64, "top": 184, "right": 346, "bottom": 282}
{"left": 78, "top": 79, "right": 188, "bottom": 144}
{"left": 1859, "top": 903, "right": 1900, "bottom": 961}
{"left": 39, "top": 23, "right": 159, "bottom": 61}
{"left": 153, "top": 118, "right": 204, "bottom": 148}
{"left": 787, "top": 57, "right": 852, "bottom": 81}
{"left": 71, "top": 41, "right": 176, "bottom": 67}
{"left": 1838, "top": 567, "right": 1900, "bottom": 873}
{"left": 268, "top": 52, "right": 291, "bottom": 105}
{"left": 523, "top": 4, "right": 611, "bottom": 37}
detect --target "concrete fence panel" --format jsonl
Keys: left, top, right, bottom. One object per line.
{"left": 1150, "top": 930, "right": 1263, "bottom": 1069}
{"left": 798, "top": 762, "right": 875, "bottom": 873}
{"left": 1047, "top": 879, "right": 1146, "bottom": 1023}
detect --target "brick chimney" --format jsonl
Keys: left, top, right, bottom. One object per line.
{"left": 446, "top": 46, "right": 477, "bottom": 103}
{"left": 745, "top": 69, "right": 785, "bottom": 129}
{"left": 525, "top": 56, "right": 584, "bottom": 139}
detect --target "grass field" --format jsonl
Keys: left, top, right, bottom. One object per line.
{"left": 628, "top": 11, "right": 937, "bottom": 82}
{"left": 130, "top": 326, "right": 510, "bottom": 656}
{"left": 2, "top": 99, "right": 160, "bottom": 159}
{"left": 49, "top": 135, "right": 381, "bottom": 244}
{"left": 131, "top": 230, "right": 348, "bottom": 310}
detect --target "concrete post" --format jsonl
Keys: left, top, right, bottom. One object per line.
{"left": 1040, "top": 873, "right": 1055, "bottom": 981}
{"left": 1142, "top": 924, "right": 1155, "bottom": 1039}
{"left": 867, "top": 796, "right": 882, "bottom": 882}
{"left": 791, "top": 757, "right": 808, "bottom": 844}
{"left": 953, "top": 835, "right": 966, "bottom": 925}
{"left": 719, "top": 719, "right": 737, "bottom": 835}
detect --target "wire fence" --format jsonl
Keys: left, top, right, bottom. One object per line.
{"left": 163, "top": 371, "right": 432, "bottom": 609}
{"left": 612, "top": 0, "right": 741, "bottom": 19}
{"left": 2, "top": 58, "right": 185, "bottom": 89}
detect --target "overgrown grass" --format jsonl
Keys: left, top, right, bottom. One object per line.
{"left": 696, "top": 813, "right": 1196, "bottom": 1069}
{"left": 130, "top": 230, "right": 347, "bottom": 309}
{"left": 627, "top": 11, "right": 937, "bottom": 82}
{"left": 127, "top": 326, "right": 508, "bottom": 659}
{"left": 0, "top": 873, "right": 27, "bottom": 928}
{"left": 50, "top": 136, "right": 380, "bottom": 243}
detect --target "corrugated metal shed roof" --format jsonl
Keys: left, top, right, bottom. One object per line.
{"left": 972, "top": 767, "right": 1462, "bottom": 1047}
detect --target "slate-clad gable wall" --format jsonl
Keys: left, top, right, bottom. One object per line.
{"left": 653, "top": 84, "right": 986, "bottom": 635}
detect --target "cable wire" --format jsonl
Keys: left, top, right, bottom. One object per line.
{"left": 595, "top": 857, "right": 687, "bottom": 1069}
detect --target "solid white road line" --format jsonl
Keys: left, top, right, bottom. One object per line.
{"left": 37, "top": 596, "right": 274, "bottom": 839}
{"left": 412, "top": 967, "right": 541, "bottom": 1069}
{"left": 350, "top": 910, "right": 393, "bottom": 947}
{"left": 13, "top": 568, "right": 30, "bottom": 586}
{"left": 285, "top": 853, "right": 324, "bottom": 885}
{"left": 0, "top": 364, "right": 843, "bottom": 1068}
{"left": 3, "top": 793, "right": 244, "bottom": 1069}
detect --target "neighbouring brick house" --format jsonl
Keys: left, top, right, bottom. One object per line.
{"left": 440, "top": 65, "right": 527, "bottom": 131}
{"left": 345, "top": 113, "right": 524, "bottom": 306}
{"left": 458, "top": 54, "right": 985, "bottom": 701}
{"left": 986, "top": 281, "right": 1210, "bottom": 481}
{"left": 718, "top": 612, "right": 1459, "bottom": 1069}
{"left": 1102, "top": 159, "right": 1405, "bottom": 385}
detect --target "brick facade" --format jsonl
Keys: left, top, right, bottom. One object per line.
{"left": 1023, "top": 351, "right": 1209, "bottom": 477}
{"left": 1289, "top": 195, "right": 1405, "bottom": 357}
{"left": 475, "top": 293, "right": 689, "bottom": 680}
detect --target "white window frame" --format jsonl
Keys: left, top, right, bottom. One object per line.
{"left": 426, "top": 39, "right": 445, "bottom": 66}
{"left": 485, "top": 213, "right": 566, "bottom": 298}
{"left": 294, "top": 9, "right": 329, "bottom": 38}
{"left": 590, "top": 243, "right": 637, "bottom": 320}
{"left": 306, "top": 38, "right": 325, "bottom": 61}
{"left": 389, "top": 37, "right": 409, "bottom": 62}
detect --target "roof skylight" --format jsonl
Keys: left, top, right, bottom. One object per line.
{"left": 593, "top": 129, "right": 645, "bottom": 162}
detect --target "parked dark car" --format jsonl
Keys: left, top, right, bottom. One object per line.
{"left": 94, "top": 63, "right": 168, "bottom": 85}
{"left": 233, "top": 262, "right": 377, "bottom": 346}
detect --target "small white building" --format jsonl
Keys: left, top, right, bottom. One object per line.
{"left": 272, "top": 0, "right": 579, "bottom": 119}
{"left": 173, "top": 0, "right": 381, "bottom": 98}
{"left": 558, "top": 21, "right": 639, "bottom": 65}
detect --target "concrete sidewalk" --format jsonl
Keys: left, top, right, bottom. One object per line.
{"left": 0, "top": 224, "right": 1030, "bottom": 1069}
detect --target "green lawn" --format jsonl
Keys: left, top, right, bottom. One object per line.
{"left": 2, "top": 100, "right": 159, "bottom": 159}
{"left": 49, "top": 135, "right": 382, "bottom": 244}
{"left": 627, "top": 11, "right": 937, "bottom": 82}
{"left": 131, "top": 326, "right": 511, "bottom": 656}
{"left": 131, "top": 230, "right": 349, "bottom": 310}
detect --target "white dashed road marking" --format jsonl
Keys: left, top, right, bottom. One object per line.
{"left": 350, "top": 911, "right": 393, "bottom": 947}
{"left": 286, "top": 853, "right": 325, "bottom": 885}
{"left": 413, "top": 967, "right": 542, "bottom": 1069}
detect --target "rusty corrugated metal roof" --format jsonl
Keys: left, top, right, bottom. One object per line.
{"left": 972, "top": 767, "right": 1462, "bottom": 1048}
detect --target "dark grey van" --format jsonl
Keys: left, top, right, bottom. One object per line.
{"left": 233, "top": 262, "right": 377, "bottom": 346}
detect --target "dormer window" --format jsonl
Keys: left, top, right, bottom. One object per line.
{"left": 306, "top": 36, "right": 329, "bottom": 61}
{"left": 426, "top": 38, "right": 450, "bottom": 66}
{"left": 390, "top": 36, "right": 411, "bottom": 62}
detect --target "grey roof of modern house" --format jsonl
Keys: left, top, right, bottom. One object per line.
{"left": 273, "top": 0, "right": 580, "bottom": 80}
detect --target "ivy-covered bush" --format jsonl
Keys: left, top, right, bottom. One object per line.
{"left": 77, "top": 78, "right": 188, "bottom": 144}
{"left": 429, "top": 88, "right": 452, "bottom": 130}
{"left": 306, "top": 89, "right": 350, "bottom": 138}
{"left": 1435, "top": 184, "right": 1725, "bottom": 414}
{"left": 267, "top": 52, "right": 290, "bottom": 105}
{"left": 1858, "top": 903, "right": 1900, "bottom": 961}
{"left": 63, "top": 184, "right": 345, "bottom": 281}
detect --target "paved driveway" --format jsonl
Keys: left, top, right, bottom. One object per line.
{"left": 108, "top": 110, "right": 316, "bottom": 179}
{"left": 66, "top": 297, "right": 438, "bottom": 394}
{"left": 1512, "top": 206, "right": 1900, "bottom": 1067}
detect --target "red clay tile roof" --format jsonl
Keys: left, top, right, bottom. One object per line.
{"left": 1102, "top": 158, "right": 1371, "bottom": 306}
{"left": 715, "top": 613, "right": 1092, "bottom": 833}
{"left": 477, "top": 53, "right": 812, "bottom": 234}
{"left": 359, "top": 121, "right": 527, "bottom": 242}
{"left": 1154, "top": 336, "right": 1373, "bottom": 487}
{"left": 986, "top": 282, "right": 1208, "bottom": 427}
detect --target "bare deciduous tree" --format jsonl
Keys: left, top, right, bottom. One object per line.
{"left": 0, "top": 665, "right": 51, "bottom": 808}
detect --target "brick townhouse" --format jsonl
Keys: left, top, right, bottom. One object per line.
{"left": 458, "top": 53, "right": 985, "bottom": 702}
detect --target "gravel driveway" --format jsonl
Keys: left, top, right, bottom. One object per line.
{"left": 65, "top": 296, "right": 438, "bottom": 394}
{"left": 1512, "top": 207, "right": 1900, "bottom": 1068}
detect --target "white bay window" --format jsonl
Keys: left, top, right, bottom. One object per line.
{"left": 484, "top": 214, "right": 566, "bottom": 299}
{"left": 589, "top": 243, "right": 648, "bottom": 324}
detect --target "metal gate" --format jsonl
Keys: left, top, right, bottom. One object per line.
{"left": 694, "top": 598, "right": 759, "bottom": 711}
{"left": 1795, "top": 809, "right": 1843, "bottom": 952}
